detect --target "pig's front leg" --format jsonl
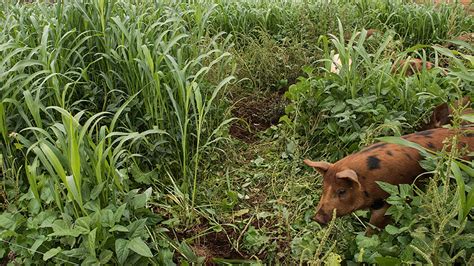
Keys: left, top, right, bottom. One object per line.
{"left": 366, "top": 203, "right": 391, "bottom": 236}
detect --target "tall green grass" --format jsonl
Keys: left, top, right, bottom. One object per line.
{"left": 1, "top": 0, "right": 234, "bottom": 264}
{"left": 0, "top": 0, "right": 235, "bottom": 199}
{"left": 357, "top": 0, "right": 473, "bottom": 46}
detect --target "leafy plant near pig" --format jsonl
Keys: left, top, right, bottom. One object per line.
{"left": 304, "top": 126, "right": 473, "bottom": 234}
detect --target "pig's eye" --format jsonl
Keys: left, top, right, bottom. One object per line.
{"left": 337, "top": 189, "right": 346, "bottom": 196}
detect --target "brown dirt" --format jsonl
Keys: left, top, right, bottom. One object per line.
{"left": 177, "top": 223, "right": 246, "bottom": 265}
{"left": 229, "top": 90, "right": 287, "bottom": 143}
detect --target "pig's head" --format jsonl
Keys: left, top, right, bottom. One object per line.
{"left": 419, "top": 96, "right": 472, "bottom": 131}
{"left": 421, "top": 102, "right": 450, "bottom": 130}
{"left": 304, "top": 159, "right": 367, "bottom": 224}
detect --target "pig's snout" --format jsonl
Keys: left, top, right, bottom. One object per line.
{"left": 314, "top": 210, "right": 331, "bottom": 225}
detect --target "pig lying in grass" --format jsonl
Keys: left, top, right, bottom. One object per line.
{"left": 304, "top": 126, "right": 474, "bottom": 233}
{"left": 444, "top": 33, "right": 474, "bottom": 49}
{"left": 391, "top": 58, "right": 433, "bottom": 76}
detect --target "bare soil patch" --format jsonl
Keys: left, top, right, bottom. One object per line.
{"left": 229, "top": 90, "right": 287, "bottom": 143}
{"left": 178, "top": 223, "right": 247, "bottom": 265}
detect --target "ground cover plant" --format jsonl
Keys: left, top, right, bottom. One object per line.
{"left": 0, "top": 0, "right": 473, "bottom": 264}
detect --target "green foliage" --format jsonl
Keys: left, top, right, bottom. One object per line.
{"left": 284, "top": 26, "right": 473, "bottom": 161}
{"left": 0, "top": 187, "right": 162, "bottom": 264}
{"left": 0, "top": 0, "right": 234, "bottom": 264}
{"left": 0, "top": 0, "right": 473, "bottom": 265}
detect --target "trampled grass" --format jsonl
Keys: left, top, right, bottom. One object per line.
{"left": 0, "top": 0, "right": 473, "bottom": 264}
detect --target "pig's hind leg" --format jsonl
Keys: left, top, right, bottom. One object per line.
{"left": 366, "top": 203, "right": 392, "bottom": 236}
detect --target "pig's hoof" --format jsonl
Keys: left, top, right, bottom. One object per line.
{"left": 365, "top": 226, "right": 381, "bottom": 236}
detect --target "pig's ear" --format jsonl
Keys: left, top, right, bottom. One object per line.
{"left": 336, "top": 169, "right": 361, "bottom": 188}
{"left": 303, "top": 159, "right": 333, "bottom": 175}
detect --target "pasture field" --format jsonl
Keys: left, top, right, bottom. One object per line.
{"left": 1, "top": 0, "right": 473, "bottom": 264}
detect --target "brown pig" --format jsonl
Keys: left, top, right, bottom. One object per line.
{"left": 444, "top": 33, "right": 474, "bottom": 49}
{"left": 304, "top": 127, "right": 474, "bottom": 232}
{"left": 344, "top": 28, "right": 379, "bottom": 41}
{"left": 419, "top": 96, "right": 473, "bottom": 131}
{"left": 391, "top": 58, "right": 433, "bottom": 76}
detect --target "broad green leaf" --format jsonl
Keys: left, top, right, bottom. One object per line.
{"left": 61, "top": 247, "right": 87, "bottom": 258}
{"left": 43, "top": 247, "right": 62, "bottom": 261}
{"left": 128, "top": 237, "right": 153, "bottom": 258}
{"left": 399, "top": 184, "right": 412, "bottom": 199}
{"left": 99, "top": 250, "right": 113, "bottom": 264}
{"left": 0, "top": 213, "right": 15, "bottom": 229}
{"left": 82, "top": 256, "right": 100, "bottom": 265}
{"left": 451, "top": 71, "right": 474, "bottom": 82}
{"left": 376, "top": 181, "right": 399, "bottom": 195}
{"left": 115, "top": 239, "right": 129, "bottom": 265}
{"left": 385, "top": 225, "right": 400, "bottom": 235}
{"left": 39, "top": 215, "right": 56, "bottom": 228}
{"left": 109, "top": 225, "right": 129, "bottom": 232}
{"left": 132, "top": 193, "right": 147, "bottom": 209}
{"left": 101, "top": 209, "right": 115, "bottom": 227}
{"left": 87, "top": 228, "right": 97, "bottom": 257}
{"left": 30, "top": 235, "right": 46, "bottom": 254}
{"left": 75, "top": 216, "right": 91, "bottom": 234}
{"left": 84, "top": 200, "right": 100, "bottom": 212}
{"left": 49, "top": 220, "right": 81, "bottom": 237}
{"left": 356, "top": 234, "right": 380, "bottom": 248}
{"left": 114, "top": 204, "right": 127, "bottom": 223}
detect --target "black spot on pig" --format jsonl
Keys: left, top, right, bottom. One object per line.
{"left": 367, "top": 156, "right": 381, "bottom": 170}
{"left": 416, "top": 129, "right": 434, "bottom": 136}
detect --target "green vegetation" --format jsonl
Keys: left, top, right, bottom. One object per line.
{"left": 0, "top": 0, "right": 473, "bottom": 264}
